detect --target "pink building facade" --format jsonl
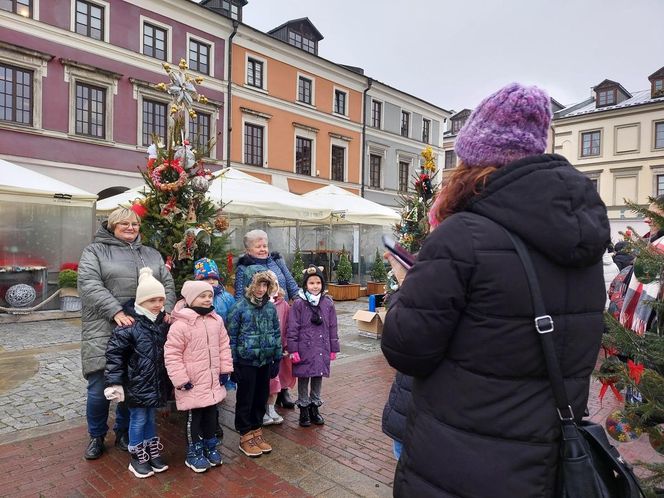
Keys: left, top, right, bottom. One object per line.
{"left": 0, "top": 0, "right": 233, "bottom": 195}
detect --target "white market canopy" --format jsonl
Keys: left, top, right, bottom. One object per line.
{"left": 0, "top": 159, "right": 97, "bottom": 207}
{"left": 302, "top": 184, "right": 400, "bottom": 226}
{"left": 96, "top": 167, "right": 329, "bottom": 222}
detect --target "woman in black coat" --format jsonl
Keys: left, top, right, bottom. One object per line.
{"left": 381, "top": 83, "right": 610, "bottom": 498}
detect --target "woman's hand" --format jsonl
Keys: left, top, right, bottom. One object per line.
{"left": 384, "top": 252, "right": 408, "bottom": 286}
{"left": 113, "top": 311, "right": 135, "bottom": 327}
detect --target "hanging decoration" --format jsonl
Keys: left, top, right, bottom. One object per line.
{"left": 173, "top": 229, "right": 198, "bottom": 260}
{"left": 5, "top": 284, "right": 37, "bottom": 307}
{"left": 159, "top": 197, "right": 182, "bottom": 222}
{"left": 191, "top": 175, "right": 209, "bottom": 193}
{"left": 214, "top": 214, "right": 229, "bottom": 232}
{"left": 605, "top": 410, "right": 643, "bottom": 443}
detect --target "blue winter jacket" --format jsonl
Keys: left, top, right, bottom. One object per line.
{"left": 234, "top": 252, "right": 299, "bottom": 301}
{"left": 213, "top": 286, "right": 235, "bottom": 322}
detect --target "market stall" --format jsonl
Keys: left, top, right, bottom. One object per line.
{"left": 0, "top": 159, "right": 97, "bottom": 310}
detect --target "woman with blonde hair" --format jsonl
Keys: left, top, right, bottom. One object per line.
{"left": 381, "top": 83, "right": 610, "bottom": 497}
{"left": 78, "top": 207, "right": 176, "bottom": 460}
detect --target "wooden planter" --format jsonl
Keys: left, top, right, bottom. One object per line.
{"left": 366, "top": 281, "right": 386, "bottom": 295}
{"left": 327, "top": 283, "right": 361, "bottom": 301}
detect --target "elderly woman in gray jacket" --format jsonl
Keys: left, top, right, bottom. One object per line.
{"left": 78, "top": 207, "right": 176, "bottom": 460}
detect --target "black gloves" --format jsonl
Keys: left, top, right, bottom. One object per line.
{"left": 269, "top": 360, "right": 280, "bottom": 379}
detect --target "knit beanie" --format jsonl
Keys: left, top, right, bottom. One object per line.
{"left": 180, "top": 280, "right": 213, "bottom": 306}
{"left": 193, "top": 258, "right": 220, "bottom": 281}
{"left": 454, "top": 82, "right": 552, "bottom": 167}
{"left": 135, "top": 267, "right": 166, "bottom": 304}
{"left": 302, "top": 265, "right": 326, "bottom": 291}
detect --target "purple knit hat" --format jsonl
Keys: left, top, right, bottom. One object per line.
{"left": 455, "top": 82, "right": 552, "bottom": 167}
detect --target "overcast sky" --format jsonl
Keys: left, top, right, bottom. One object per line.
{"left": 241, "top": 0, "right": 664, "bottom": 112}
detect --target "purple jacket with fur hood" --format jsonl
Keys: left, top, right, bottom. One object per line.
{"left": 287, "top": 294, "right": 339, "bottom": 378}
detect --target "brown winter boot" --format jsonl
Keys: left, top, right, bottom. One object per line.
{"left": 239, "top": 432, "right": 262, "bottom": 457}
{"left": 251, "top": 428, "right": 272, "bottom": 454}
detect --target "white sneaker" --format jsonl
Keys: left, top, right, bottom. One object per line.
{"left": 262, "top": 413, "right": 274, "bottom": 426}
{"left": 268, "top": 406, "right": 284, "bottom": 425}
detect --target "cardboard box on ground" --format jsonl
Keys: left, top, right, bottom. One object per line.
{"left": 352, "top": 306, "right": 387, "bottom": 339}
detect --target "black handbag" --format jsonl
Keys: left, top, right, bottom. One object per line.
{"left": 503, "top": 228, "right": 646, "bottom": 498}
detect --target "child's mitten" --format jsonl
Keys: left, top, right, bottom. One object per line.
{"left": 291, "top": 352, "right": 301, "bottom": 363}
{"left": 103, "top": 385, "right": 125, "bottom": 402}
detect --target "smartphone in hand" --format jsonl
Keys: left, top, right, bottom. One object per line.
{"left": 382, "top": 235, "right": 415, "bottom": 269}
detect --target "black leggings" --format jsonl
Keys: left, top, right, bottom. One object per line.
{"left": 234, "top": 363, "right": 270, "bottom": 435}
{"left": 187, "top": 404, "right": 217, "bottom": 444}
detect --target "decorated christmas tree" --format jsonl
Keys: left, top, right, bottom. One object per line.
{"left": 386, "top": 146, "right": 438, "bottom": 293}
{"left": 601, "top": 198, "right": 664, "bottom": 493}
{"left": 129, "top": 59, "right": 231, "bottom": 291}
{"left": 291, "top": 248, "right": 305, "bottom": 285}
{"left": 370, "top": 248, "right": 388, "bottom": 283}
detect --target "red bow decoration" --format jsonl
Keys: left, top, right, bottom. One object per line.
{"left": 599, "top": 378, "right": 624, "bottom": 405}
{"left": 227, "top": 251, "right": 234, "bottom": 276}
{"left": 130, "top": 201, "right": 148, "bottom": 218}
{"left": 602, "top": 345, "right": 619, "bottom": 357}
{"left": 627, "top": 360, "right": 644, "bottom": 385}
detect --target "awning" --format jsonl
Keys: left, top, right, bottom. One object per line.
{"left": 302, "top": 185, "right": 400, "bottom": 226}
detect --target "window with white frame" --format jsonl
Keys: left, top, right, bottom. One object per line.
{"left": 298, "top": 76, "right": 313, "bottom": 105}
{"left": 581, "top": 130, "right": 601, "bottom": 157}
{"left": 189, "top": 112, "right": 211, "bottom": 155}
{"left": 189, "top": 38, "right": 210, "bottom": 75}
{"left": 247, "top": 57, "right": 264, "bottom": 89}
{"left": 656, "top": 122, "right": 664, "bottom": 150}
{"left": 143, "top": 22, "right": 167, "bottom": 61}
{"left": 0, "top": 0, "right": 32, "bottom": 17}
{"left": 0, "top": 63, "right": 32, "bottom": 125}
{"left": 422, "top": 118, "right": 431, "bottom": 143}
{"left": 141, "top": 98, "right": 166, "bottom": 146}
{"left": 63, "top": 60, "right": 118, "bottom": 141}
{"left": 334, "top": 89, "right": 347, "bottom": 116}
{"left": 296, "top": 136, "right": 313, "bottom": 175}
{"left": 75, "top": 0, "right": 104, "bottom": 40}
{"left": 331, "top": 145, "right": 345, "bottom": 182}
{"left": 244, "top": 123, "right": 264, "bottom": 166}
{"left": 398, "top": 161, "right": 409, "bottom": 192}
{"left": 401, "top": 111, "right": 410, "bottom": 137}
{"left": 371, "top": 100, "right": 382, "bottom": 128}
{"left": 369, "top": 154, "right": 381, "bottom": 188}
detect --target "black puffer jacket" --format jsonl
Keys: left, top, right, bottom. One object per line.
{"left": 381, "top": 372, "right": 413, "bottom": 443}
{"left": 104, "top": 301, "right": 170, "bottom": 408}
{"left": 381, "top": 154, "right": 610, "bottom": 498}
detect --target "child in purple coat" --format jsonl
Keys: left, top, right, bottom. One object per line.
{"left": 287, "top": 265, "right": 340, "bottom": 427}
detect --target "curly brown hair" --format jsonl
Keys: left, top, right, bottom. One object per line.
{"left": 430, "top": 162, "right": 498, "bottom": 225}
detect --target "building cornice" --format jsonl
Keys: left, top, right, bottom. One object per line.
{"left": 554, "top": 100, "right": 664, "bottom": 125}
{"left": 0, "top": 40, "right": 53, "bottom": 61}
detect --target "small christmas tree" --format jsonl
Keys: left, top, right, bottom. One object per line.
{"left": 600, "top": 198, "right": 664, "bottom": 493}
{"left": 370, "top": 248, "right": 388, "bottom": 282}
{"left": 291, "top": 248, "right": 305, "bottom": 286}
{"left": 128, "top": 59, "right": 231, "bottom": 291}
{"left": 336, "top": 249, "right": 353, "bottom": 284}
{"left": 386, "top": 146, "right": 439, "bottom": 295}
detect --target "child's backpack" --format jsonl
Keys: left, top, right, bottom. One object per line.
{"left": 607, "top": 265, "right": 634, "bottom": 319}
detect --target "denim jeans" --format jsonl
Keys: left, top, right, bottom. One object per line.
{"left": 296, "top": 376, "right": 323, "bottom": 407}
{"left": 127, "top": 407, "right": 157, "bottom": 449}
{"left": 86, "top": 370, "right": 129, "bottom": 438}
{"left": 392, "top": 440, "right": 403, "bottom": 460}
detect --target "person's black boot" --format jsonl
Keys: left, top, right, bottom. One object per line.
{"left": 128, "top": 443, "right": 155, "bottom": 478}
{"left": 298, "top": 405, "right": 311, "bottom": 427}
{"left": 114, "top": 429, "right": 129, "bottom": 451}
{"left": 309, "top": 404, "right": 325, "bottom": 425}
{"left": 84, "top": 436, "right": 105, "bottom": 460}
{"left": 276, "top": 389, "right": 295, "bottom": 409}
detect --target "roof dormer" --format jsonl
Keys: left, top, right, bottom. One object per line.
{"left": 592, "top": 79, "right": 631, "bottom": 108}
{"left": 449, "top": 109, "right": 471, "bottom": 134}
{"left": 648, "top": 66, "right": 664, "bottom": 99}
{"left": 268, "top": 18, "right": 323, "bottom": 55}
{"left": 200, "top": 0, "right": 247, "bottom": 22}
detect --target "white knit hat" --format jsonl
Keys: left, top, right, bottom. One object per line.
{"left": 135, "top": 267, "right": 166, "bottom": 304}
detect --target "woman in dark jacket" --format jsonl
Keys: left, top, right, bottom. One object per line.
{"left": 381, "top": 83, "right": 610, "bottom": 498}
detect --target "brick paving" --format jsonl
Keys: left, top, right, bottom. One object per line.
{"left": 0, "top": 300, "right": 662, "bottom": 496}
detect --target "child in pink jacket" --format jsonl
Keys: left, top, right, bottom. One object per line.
{"left": 164, "top": 281, "right": 233, "bottom": 473}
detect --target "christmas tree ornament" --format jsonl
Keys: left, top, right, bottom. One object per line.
{"left": 627, "top": 359, "right": 644, "bottom": 385}
{"left": 186, "top": 203, "right": 197, "bottom": 223}
{"left": 647, "top": 426, "right": 664, "bottom": 455}
{"left": 173, "top": 229, "right": 198, "bottom": 260}
{"left": 165, "top": 255, "right": 173, "bottom": 272}
{"left": 597, "top": 356, "right": 625, "bottom": 404}
{"left": 174, "top": 142, "right": 196, "bottom": 169}
{"left": 605, "top": 410, "right": 643, "bottom": 442}
{"left": 191, "top": 175, "right": 209, "bottom": 193}
{"left": 151, "top": 161, "right": 187, "bottom": 192}
{"left": 159, "top": 197, "right": 182, "bottom": 221}
{"left": 5, "top": 284, "right": 37, "bottom": 307}
{"left": 130, "top": 200, "right": 148, "bottom": 219}
{"left": 214, "top": 215, "right": 229, "bottom": 232}
{"left": 193, "top": 227, "right": 211, "bottom": 247}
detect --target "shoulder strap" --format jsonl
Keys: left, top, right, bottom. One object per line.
{"left": 503, "top": 230, "right": 575, "bottom": 421}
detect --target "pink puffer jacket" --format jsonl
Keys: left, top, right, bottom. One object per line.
{"left": 164, "top": 307, "right": 233, "bottom": 411}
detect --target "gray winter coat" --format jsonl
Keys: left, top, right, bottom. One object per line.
{"left": 78, "top": 223, "right": 176, "bottom": 378}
